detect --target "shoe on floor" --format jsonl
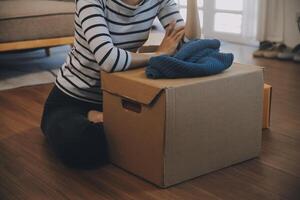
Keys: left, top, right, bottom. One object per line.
{"left": 263, "top": 43, "right": 287, "bottom": 58}
{"left": 278, "top": 44, "right": 300, "bottom": 61}
{"left": 253, "top": 41, "right": 274, "bottom": 57}
{"left": 294, "top": 54, "right": 300, "bottom": 62}
{"left": 292, "top": 44, "right": 300, "bottom": 62}
{"left": 277, "top": 47, "right": 293, "bottom": 60}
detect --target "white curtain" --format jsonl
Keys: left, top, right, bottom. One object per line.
{"left": 256, "top": 0, "right": 285, "bottom": 42}
{"left": 242, "top": 0, "right": 259, "bottom": 41}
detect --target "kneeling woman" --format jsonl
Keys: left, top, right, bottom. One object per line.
{"left": 41, "top": 0, "right": 201, "bottom": 168}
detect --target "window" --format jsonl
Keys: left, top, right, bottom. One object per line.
{"left": 214, "top": 0, "right": 243, "bottom": 34}
{"left": 215, "top": 0, "right": 243, "bottom": 11}
{"left": 174, "top": 0, "right": 204, "bottom": 27}
{"left": 176, "top": 0, "right": 258, "bottom": 45}
{"left": 214, "top": 13, "right": 242, "bottom": 34}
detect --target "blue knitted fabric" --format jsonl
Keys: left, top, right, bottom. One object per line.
{"left": 146, "top": 39, "right": 234, "bottom": 79}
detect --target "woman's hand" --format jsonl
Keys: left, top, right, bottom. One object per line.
{"left": 156, "top": 21, "right": 185, "bottom": 56}
{"left": 127, "top": 22, "right": 185, "bottom": 69}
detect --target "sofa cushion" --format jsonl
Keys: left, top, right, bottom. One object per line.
{"left": 0, "top": 0, "right": 75, "bottom": 43}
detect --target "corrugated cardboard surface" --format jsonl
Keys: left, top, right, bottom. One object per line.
{"left": 164, "top": 69, "right": 264, "bottom": 186}
{"left": 102, "top": 63, "right": 264, "bottom": 188}
{"left": 103, "top": 91, "right": 166, "bottom": 185}
{"left": 101, "top": 69, "right": 162, "bottom": 105}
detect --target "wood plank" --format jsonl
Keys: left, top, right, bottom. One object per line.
{"left": 0, "top": 37, "right": 74, "bottom": 52}
{"left": 263, "top": 84, "right": 272, "bottom": 129}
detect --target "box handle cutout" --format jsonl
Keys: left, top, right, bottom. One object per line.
{"left": 121, "top": 98, "right": 142, "bottom": 113}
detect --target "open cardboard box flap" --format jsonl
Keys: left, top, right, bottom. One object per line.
{"left": 101, "top": 63, "right": 263, "bottom": 105}
{"left": 101, "top": 68, "right": 163, "bottom": 105}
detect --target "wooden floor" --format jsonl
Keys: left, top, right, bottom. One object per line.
{"left": 0, "top": 45, "right": 300, "bottom": 199}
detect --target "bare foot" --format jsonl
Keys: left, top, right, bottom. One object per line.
{"left": 87, "top": 110, "right": 104, "bottom": 123}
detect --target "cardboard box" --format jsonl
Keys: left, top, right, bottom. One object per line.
{"left": 263, "top": 84, "right": 272, "bottom": 129}
{"left": 101, "top": 63, "right": 264, "bottom": 188}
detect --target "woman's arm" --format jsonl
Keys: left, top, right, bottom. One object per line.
{"left": 129, "top": 22, "right": 185, "bottom": 69}
{"left": 77, "top": 0, "right": 131, "bottom": 72}
{"left": 130, "top": 0, "right": 202, "bottom": 68}
{"left": 76, "top": 0, "right": 184, "bottom": 72}
{"left": 157, "top": 0, "right": 201, "bottom": 46}
{"left": 185, "top": 0, "right": 202, "bottom": 40}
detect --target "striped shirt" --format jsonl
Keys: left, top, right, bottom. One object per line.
{"left": 56, "top": 0, "right": 187, "bottom": 104}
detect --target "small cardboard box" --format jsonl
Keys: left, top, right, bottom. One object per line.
{"left": 263, "top": 84, "right": 272, "bottom": 129}
{"left": 101, "top": 63, "right": 264, "bottom": 188}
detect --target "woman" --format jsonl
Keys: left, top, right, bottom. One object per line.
{"left": 41, "top": 0, "right": 201, "bottom": 168}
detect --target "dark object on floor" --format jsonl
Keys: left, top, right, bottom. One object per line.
{"left": 146, "top": 39, "right": 234, "bottom": 79}
{"left": 253, "top": 41, "right": 287, "bottom": 59}
{"left": 40, "top": 85, "right": 108, "bottom": 169}
{"left": 292, "top": 44, "right": 300, "bottom": 62}
{"left": 263, "top": 43, "right": 287, "bottom": 58}
{"left": 277, "top": 44, "right": 300, "bottom": 61}
{"left": 253, "top": 41, "right": 275, "bottom": 57}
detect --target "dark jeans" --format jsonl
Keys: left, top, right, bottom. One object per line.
{"left": 40, "top": 85, "right": 108, "bottom": 169}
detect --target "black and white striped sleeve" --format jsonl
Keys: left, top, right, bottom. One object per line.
{"left": 158, "top": 0, "right": 190, "bottom": 44}
{"left": 76, "top": 0, "right": 131, "bottom": 72}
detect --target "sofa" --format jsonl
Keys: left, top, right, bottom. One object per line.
{"left": 0, "top": 0, "right": 75, "bottom": 54}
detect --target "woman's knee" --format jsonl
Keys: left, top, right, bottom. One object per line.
{"left": 45, "top": 113, "right": 108, "bottom": 168}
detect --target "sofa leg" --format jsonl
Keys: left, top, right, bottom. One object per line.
{"left": 45, "top": 48, "right": 51, "bottom": 56}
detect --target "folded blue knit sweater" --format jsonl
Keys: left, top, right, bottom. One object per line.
{"left": 146, "top": 39, "right": 234, "bottom": 79}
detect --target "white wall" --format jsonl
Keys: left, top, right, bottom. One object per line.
{"left": 284, "top": 0, "right": 300, "bottom": 47}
